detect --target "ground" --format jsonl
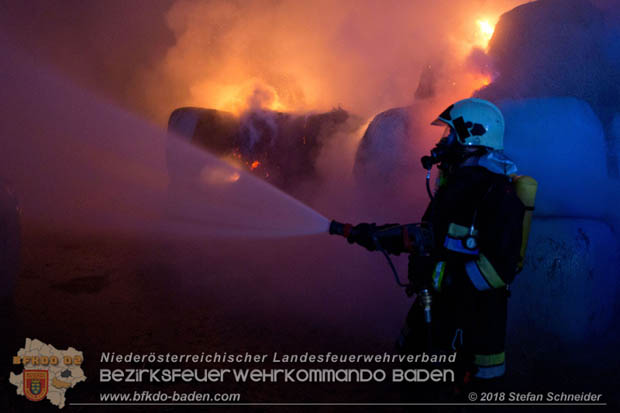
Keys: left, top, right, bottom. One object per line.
{"left": 1, "top": 223, "right": 618, "bottom": 412}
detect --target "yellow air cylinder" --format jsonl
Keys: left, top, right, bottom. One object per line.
{"left": 512, "top": 175, "right": 538, "bottom": 272}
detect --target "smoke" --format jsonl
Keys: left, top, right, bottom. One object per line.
{"left": 0, "top": 0, "right": 532, "bottom": 345}
{"left": 465, "top": 47, "right": 498, "bottom": 81}
{"left": 0, "top": 0, "right": 175, "bottom": 119}
{"left": 1, "top": 0, "right": 524, "bottom": 124}
{"left": 0, "top": 0, "right": 529, "bottom": 209}
{"left": 146, "top": 0, "right": 531, "bottom": 121}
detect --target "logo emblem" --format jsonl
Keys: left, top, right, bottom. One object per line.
{"left": 24, "top": 370, "right": 48, "bottom": 402}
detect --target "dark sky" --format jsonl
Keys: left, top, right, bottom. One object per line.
{"left": 0, "top": 0, "right": 175, "bottom": 119}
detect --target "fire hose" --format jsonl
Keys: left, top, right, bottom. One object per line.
{"left": 328, "top": 220, "right": 434, "bottom": 318}
{"left": 329, "top": 220, "right": 435, "bottom": 350}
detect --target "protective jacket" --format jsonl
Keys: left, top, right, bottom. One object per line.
{"left": 382, "top": 164, "right": 524, "bottom": 380}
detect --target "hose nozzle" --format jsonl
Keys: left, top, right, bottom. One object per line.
{"left": 329, "top": 220, "right": 352, "bottom": 237}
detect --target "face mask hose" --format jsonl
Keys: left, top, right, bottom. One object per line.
{"left": 425, "top": 168, "right": 434, "bottom": 201}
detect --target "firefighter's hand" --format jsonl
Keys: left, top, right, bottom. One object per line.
{"left": 347, "top": 223, "right": 378, "bottom": 251}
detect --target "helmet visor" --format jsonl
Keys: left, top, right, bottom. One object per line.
{"left": 440, "top": 125, "right": 453, "bottom": 138}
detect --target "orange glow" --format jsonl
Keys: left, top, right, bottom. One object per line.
{"left": 250, "top": 160, "right": 260, "bottom": 170}
{"left": 468, "top": 73, "right": 494, "bottom": 92}
{"left": 448, "top": 15, "right": 500, "bottom": 95}
{"left": 143, "top": 1, "right": 529, "bottom": 124}
{"left": 475, "top": 18, "right": 497, "bottom": 49}
{"left": 191, "top": 78, "right": 289, "bottom": 115}
{"left": 200, "top": 166, "right": 241, "bottom": 185}
{"left": 228, "top": 172, "right": 241, "bottom": 182}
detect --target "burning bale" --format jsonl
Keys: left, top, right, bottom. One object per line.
{"left": 167, "top": 106, "right": 356, "bottom": 196}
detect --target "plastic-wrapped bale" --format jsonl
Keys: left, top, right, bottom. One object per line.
{"left": 507, "top": 218, "right": 619, "bottom": 363}
{"left": 354, "top": 106, "right": 413, "bottom": 185}
{"left": 499, "top": 97, "right": 620, "bottom": 367}
{"left": 499, "top": 97, "right": 613, "bottom": 221}
{"left": 352, "top": 105, "right": 432, "bottom": 217}
{"left": 475, "top": 0, "right": 620, "bottom": 176}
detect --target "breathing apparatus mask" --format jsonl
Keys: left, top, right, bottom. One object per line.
{"left": 421, "top": 126, "right": 476, "bottom": 200}
{"left": 421, "top": 126, "right": 469, "bottom": 170}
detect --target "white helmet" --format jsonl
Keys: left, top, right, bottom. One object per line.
{"left": 432, "top": 98, "right": 505, "bottom": 150}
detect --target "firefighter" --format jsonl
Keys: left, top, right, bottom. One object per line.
{"left": 330, "top": 98, "right": 525, "bottom": 387}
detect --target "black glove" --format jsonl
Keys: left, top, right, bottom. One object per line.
{"left": 330, "top": 220, "right": 403, "bottom": 252}
{"left": 347, "top": 223, "right": 379, "bottom": 251}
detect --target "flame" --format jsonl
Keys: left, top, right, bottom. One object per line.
{"left": 200, "top": 166, "right": 241, "bottom": 185}
{"left": 227, "top": 172, "right": 241, "bottom": 182}
{"left": 468, "top": 73, "right": 494, "bottom": 92}
{"left": 192, "top": 78, "right": 288, "bottom": 115}
{"left": 181, "top": 7, "right": 505, "bottom": 125}
{"left": 450, "top": 15, "right": 499, "bottom": 94}
{"left": 250, "top": 160, "right": 260, "bottom": 170}
{"left": 475, "top": 18, "right": 497, "bottom": 49}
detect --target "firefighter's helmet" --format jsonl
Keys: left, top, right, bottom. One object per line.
{"left": 432, "top": 98, "right": 504, "bottom": 150}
